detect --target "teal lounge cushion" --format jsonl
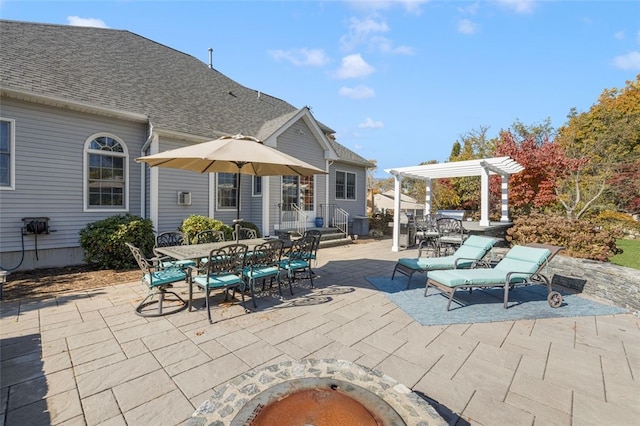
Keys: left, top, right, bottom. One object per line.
{"left": 428, "top": 269, "right": 528, "bottom": 287}
{"left": 502, "top": 245, "right": 550, "bottom": 264}
{"left": 414, "top": 255, "right": 458, "bottom": 270}
{"left": 463, "top": 235, "right": 497, "bottom": 250}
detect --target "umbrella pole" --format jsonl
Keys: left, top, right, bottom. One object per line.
{"left": 235, "top": 172, "right": 241, "bottom": 242}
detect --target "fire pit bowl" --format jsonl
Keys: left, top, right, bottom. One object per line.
{"left": 187, "top": 359, "right": 446, "bottom": 426}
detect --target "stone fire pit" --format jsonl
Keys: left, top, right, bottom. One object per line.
{"left": 187, "top": 358, "right": 446, "bottom": 425}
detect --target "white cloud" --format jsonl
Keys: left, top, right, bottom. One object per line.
{"left": 614, "top": 31, "right": 625, "bottom": 40}
{"left": 346, "top": 0, "right": 428, "bottom": 15}
{"left": 335, "top": 54, "right": 375, "bottom": 79}
{"left": 340, "top": 16, "right": 389, "bottom": 51}
{"left": 354, "top": 144, "right": 364, "bottom": 150}
{"left": 268, "top": 48, "right": 330, "bottom": 67}
{"left": 358, "top": 117, "right": 384, "bottom": 129}
{"left": 67, "top": 16, "right": 108, "bottom": 28}
{"left": 370, "top": 36, "right": 415, "bottom": 55}
{"left": 338, "top": 85, "right": 375, "bottom": 99}
{"left": 495, "top": 0, "right": 536, "bottom": 14}
{"left": 613, "top": 51, "right": 640, "bottom": 70}
{"left": 457, "top": 2, "right": 480, "bottom": 15}
{"left": 398, "top": 0, "right": 428, "bottom": 15}
{"left": 457, "top": 19, "right": 479, "bottom": 35}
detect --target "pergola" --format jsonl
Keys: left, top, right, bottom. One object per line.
{"left": 385, "top": 156, "right": 524, "bottom": 252}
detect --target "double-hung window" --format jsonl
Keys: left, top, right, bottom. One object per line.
{"left": 252, "top": 176, "right": 262, "bottom": 196}
{"left": 0, "top": 119, "right": 15, "bottom": 190}
{"left": 217, "top": 173, "right": 238, "bottom": 209}
{"left": 84, "top": 134, "right": 128, "bottom": 210}
{"left": 335, "top": 170, "right": 356, "bottom": 200}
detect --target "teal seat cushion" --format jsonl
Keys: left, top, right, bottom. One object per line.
{"left": 160, "top": 259, "right": 196, "bottom": 269}
{"left": 144, "top": 268, "right": 186, "bottom": 287}
{"left": 193, "top": 273, "right": 244, "bottom": 289}
{"left": 243, "top": 266, "right": 279, "bottom": 280}
{"left": 280, "top": 259, "right": 309, "bottom": 270}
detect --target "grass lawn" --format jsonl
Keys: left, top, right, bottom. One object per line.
{"left": 611, "top": 239, "right": 640, "bottom": 270}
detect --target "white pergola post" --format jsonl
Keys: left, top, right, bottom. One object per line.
{"left": 425, "top": 178, "right": 432, "bottom": 215}
{"left": 501, "top": 175, "right": 510, "bottom": 222}
{"left": 391, "top": 173, "right": 402, "bottom": 252}
{"left": 480, "top": 166, "right": 490, "bottom": 226}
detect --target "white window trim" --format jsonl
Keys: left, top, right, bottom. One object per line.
{"left": 0, "top": 118, "right": 16, "bottom": 190}
{"left": 216, "top": 172, "right": 239, "bottom": 211}
{"left": 335, "top": 170, "right": 357, "bottom": 201}
{"left": 252, "top": 175, "right": 262, "bottom": 197}
{"left": 83, "top": 132, "right": 129, "bottom": 212}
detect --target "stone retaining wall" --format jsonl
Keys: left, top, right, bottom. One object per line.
{"left": 547, "top": 255, "right": 639, "bottom": 314}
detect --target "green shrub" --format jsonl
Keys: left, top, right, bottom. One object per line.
{"left": 179, "top": 215, "right": 234, "bottom": 243}
{"left": 507, "top": 213, "right": 621, "bottom": 262}
{"left": 79, "top": 214, "right": 155, "bottom": 269}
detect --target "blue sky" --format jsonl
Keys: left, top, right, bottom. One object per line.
{"left": 2, "top": 1, "right": 639, "bottom": 177}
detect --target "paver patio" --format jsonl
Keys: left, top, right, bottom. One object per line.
{"left": 1, "top": 239, "right": 639, "bottom": 425}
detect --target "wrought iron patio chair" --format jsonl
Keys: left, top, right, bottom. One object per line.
{"left": 302, "top": 229, "right": 322, "bottom": 266}
{"left": 415, "top": 214, "right": 442, "bottom": 257}
{"left": 153, "top": 231, "right": 196, "bottom": 270}
{"left": 242, "top": 239, "right": 287, "bottom": 306}
{"left": 126, "top": 242, "right": 188, "bottom": 317}
{"left": 436, "top": 217, "right": 468, "bottom": 256}
{"left": 190, "top": 243, "right": 249, "bottom": 323}
{"left": 392, "top": 235, "right": 498, "bottom": 288}
{"left": 279, "top": 235, "right": 315, "bottom": 291}
{"left": 232, "top": 227, "right": 257, "bottom": 241}
{"left": 194, "top": 229, "right": 226, "bottom": 244}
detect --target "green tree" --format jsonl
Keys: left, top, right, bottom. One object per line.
{"left": 446, "top": 126, "right": 496, "bottom": 212}
{"left": 555, "top": 75, "right": 640, "bottom": 218}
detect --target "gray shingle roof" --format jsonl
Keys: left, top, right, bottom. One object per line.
{"left": 0, "top": 20, "right": 372, "bottom": 167}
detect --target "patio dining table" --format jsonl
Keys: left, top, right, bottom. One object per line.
{"left": 154, "top": 238, "right": 273, "bottom": 311}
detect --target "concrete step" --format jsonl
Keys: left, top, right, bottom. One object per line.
{"left": 274, "top": 227, "right": 352, "bottom": 249}
{"left": 319, "top": 237, "right": 353, "bottom": 249}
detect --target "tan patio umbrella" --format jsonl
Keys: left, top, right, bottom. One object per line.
{"left": 136, "top": 134, "right": 327, "bottom": 222}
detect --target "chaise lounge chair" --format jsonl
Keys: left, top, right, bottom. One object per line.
{"left": 426, "top": 243, "right": 564, "bottom": 310}
{"left": 392, "top": 235, "right": 499, "bottom": 288}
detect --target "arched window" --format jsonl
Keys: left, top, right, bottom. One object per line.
{"left": 84, "top": 134, "right": 128, "bottom": 211}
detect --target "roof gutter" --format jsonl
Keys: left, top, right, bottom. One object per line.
{"left": 1, "top": 87, "right": 148, "bottom": 122}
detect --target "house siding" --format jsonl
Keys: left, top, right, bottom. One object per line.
{"left": 277, "top": 122, "right": 327, "bottom": 218}
{"left": 0, "top": 97, "right": 146, "bottom": 270}
{"left": 153, "top": 137, "right": 210, "bottom": 233}
{"left": 329, "top": 162, "right": 367, "bottom": 219}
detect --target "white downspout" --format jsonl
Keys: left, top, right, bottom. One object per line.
{"left": 140, "top": 121, "right": 154, "bottom": 219}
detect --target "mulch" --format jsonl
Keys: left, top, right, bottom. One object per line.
{"left": 2, "top": 264, "right": 140, "bottom": 301}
